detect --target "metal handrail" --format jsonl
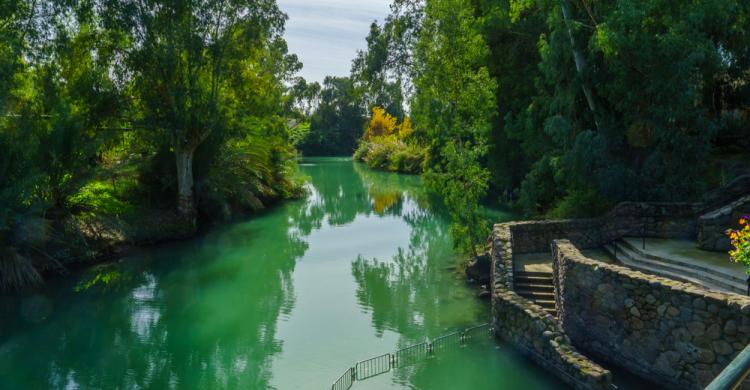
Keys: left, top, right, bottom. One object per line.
{"left": 706, "top": 344, "right": 750, "bottom": 390}
{"left": 605, "top": 220, "right": 649, "bottom": 259}
{"left": 330, "top": 323, "right": 493, "bottom": 390}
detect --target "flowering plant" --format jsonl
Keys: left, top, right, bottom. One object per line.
{"left": 727, "top": 215, "right": 750, "bottom": 274}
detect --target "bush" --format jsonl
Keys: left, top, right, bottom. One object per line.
{"left": 355, "top": 108, "right": 425, "bottom": 174}
{"left": 728, "top": 216, "right": 750, "bottom": 273}
{"left": 355, "top": 135, "right": 425, "bottom": 174}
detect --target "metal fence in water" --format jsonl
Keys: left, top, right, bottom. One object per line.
{"left": 330, "top": 323, "right": 493, "bottom": 390}
{"left": 431, "top": 331, "right": 461, "bottom": 354}
{"left": 332, "top": 367, "right": 355, "bottom": 390}
{"left": 356, "top": 353, "right": 392, "bottom": 380}
{"left": 394, "top": 341, "right": 429, "bottom": 368}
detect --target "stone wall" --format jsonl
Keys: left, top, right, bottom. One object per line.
{"left": 698, "top": 194, "right": 750, "bottom": 251}
{"left": 491, "top": 222, "right": 613, "bottom": 389}
{"left": 552, "top": 239, "right": 750, "bottom": 389}
{"left": 493, "top": 289, "right": 613, "bottom": 390}
{"left": 507, "top": 202, "right": 702, "bottom": 256}
{"left": 491, "top": 201, "right": 702, "bottom": 289}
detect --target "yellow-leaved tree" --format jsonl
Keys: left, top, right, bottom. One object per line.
{"left": 364, "top": 107, "right": 398, "bottom": 139}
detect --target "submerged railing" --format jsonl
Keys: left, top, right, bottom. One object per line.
{"left": 330, "top": 323, "right": 493, "bottom": 390}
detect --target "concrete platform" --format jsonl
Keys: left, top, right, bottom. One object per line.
{"left": 605, "top": 238, "right": 747, "bottom": 295}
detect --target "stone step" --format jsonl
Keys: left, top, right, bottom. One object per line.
{"left": 515, "top": 271, "right": 553, "bottom": 278}
{"left": 517, "top": 290, "right": 556, "bottom": 300}
{"left": 514, "top": 275, "right": 553, "bottom": 284}
{"left": 604, "top": 243, "right": 745, "bottom": 295}
{"left": 513, "top": 282, "right": 554, "bottom": 293}
{"left": 532, "top": 299, "right": 557, "bottom": 308}
{"left": 619, "top": 238, "right": 744, "bottom": 284}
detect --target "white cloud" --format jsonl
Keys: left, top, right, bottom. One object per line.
{"left": 278, "top": 0, "right": 392, "bottom": 84}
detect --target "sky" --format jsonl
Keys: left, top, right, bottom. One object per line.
{"left": 277, "top": 0, "right": 392, "bottom": 84}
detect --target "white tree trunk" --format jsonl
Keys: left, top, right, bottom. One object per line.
{"left": 175, "top": 149, "right": 196, "bottom": 219}
{"left": 560, "top": 0, "right": 600, "bottom": 130}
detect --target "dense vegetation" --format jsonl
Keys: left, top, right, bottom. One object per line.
{"left": 0, "top": 0, "right": 303, "bottom": 288}
{"left": 353, "top": 107, "right": 425, "bottom": 173}
{"left": 3, "top": 0, "right": 750, "bottom": 286}
{"left": 301, "top": 0, "right": 750, "bottom": 254}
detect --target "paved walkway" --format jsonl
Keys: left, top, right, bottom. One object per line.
{"left": 623, "top": 237, "right": 745, "bottom": 279}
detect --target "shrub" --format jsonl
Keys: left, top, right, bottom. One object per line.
{"left": 727, "top": 216, "right": 750, "bottom": 273}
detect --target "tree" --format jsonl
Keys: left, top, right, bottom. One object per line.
{"left": 298, "top": 76, "right": 364, "bottom": 156}
{"left": 410, "top": 0, "right": 496, "bottom": 255}
{"left": 104, "top": 0, "right": 288, "bottom": 222}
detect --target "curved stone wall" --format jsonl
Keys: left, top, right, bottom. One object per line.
{"left": 491, "top": 223, "right": 612, "bottom": 389}
{"left": 552, "top": 240, "right": 750, "bottom": 390}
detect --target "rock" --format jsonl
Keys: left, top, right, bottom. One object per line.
{"left": 465, "top": 253, "right": 491, "bottom": 284}
{"left": 724, "top": 320, "right": 738, "bottom": 336}
{"left": 697, "top": 349, "right": 716, "bottom": 364}
{"left": 630, "top": 307, "right": 641, "bottom": 317}
{"left": 673, "top": 328, "right": 691, "bottom": 342}
{"left": 667, "top": 306, "right": 681, "bottom": 317}
{"left": 630, "top": 318, "right": 643, "bottom": 330}
{"left": 693, "top": 298, "right": 707, "bottom": 310}
{"left": 696, "top": 369, "right": 715, "bottom": 385}
{"left": 688, "top": 321, "right": 706, "bottom": 337}
{"left": 706, "top": 323, "right": 722, "bottom": 340}
{"left": 478, "top": 289, "right": 491, "bottom": 300}
{"left": 712, "top": 340, "right": 733, "bottom": 355}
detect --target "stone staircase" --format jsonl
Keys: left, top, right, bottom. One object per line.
{"left": 513, "top": 271, "right": 557, "bottom": 316}
{"left": 603, "top": 239, "right": 746, "bottom": 295}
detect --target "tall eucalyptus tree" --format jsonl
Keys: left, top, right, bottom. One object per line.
{"left": 103, "top": 0, "right": 288, "bottom": 222}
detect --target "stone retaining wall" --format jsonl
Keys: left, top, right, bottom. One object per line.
{"left": 509, "top": 202, "right": 702, "bottom": 256}
{"left": 698, "top": 194, "right": 750, "bottom": 251}
{"left": 491, "top": 222, "right": 612, "bottom": 389}
{"left": 492, "top": 201, "right": 702, "bottom": 289}
{"left": 552, "top": 239, "right": 750, "bottom": 389}
{"left": 493, "top": 288, "right": 613, "bottom": 390}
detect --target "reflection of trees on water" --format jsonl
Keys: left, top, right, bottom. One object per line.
{"left": 0, "top": 159, "right": 469, "bottom": 389}
{"left": 350, "top": 164, "right": 493, "bottom": 388}
{"left": 350, "top": 162, "right": 482, "bottom": 343}
{"left": 0, "top": 177, "right": 313, "bottom": 389}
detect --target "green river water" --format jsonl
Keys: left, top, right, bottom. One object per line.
{"left": 0, "top": 158, "right": 572, "bottom": 389}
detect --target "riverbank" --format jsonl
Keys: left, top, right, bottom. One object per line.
{"left": 13, "top": 183, "right": 305, "bottom": 292}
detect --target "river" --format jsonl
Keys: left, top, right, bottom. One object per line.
{"left": 0, "top": 157, "right": 567, "bottom": 389}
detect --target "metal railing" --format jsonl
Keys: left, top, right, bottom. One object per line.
{"left": 330, "top": 323, "right": 493, "bottom": 390}
{"left": 607, "top": 221, "right": 648, "bottom": 260}
{"left": 706, "top": 343, "right": 750, "bottom": 390}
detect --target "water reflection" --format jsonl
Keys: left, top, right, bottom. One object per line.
{"left": 350, "top": 165, "right": 479, "bottom": 343}
{"left": 0, "top": 158, "right": 547, "bottom": 390}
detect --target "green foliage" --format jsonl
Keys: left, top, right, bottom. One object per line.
{"left": 355, "top": 107, "right": 425, "bottom": 173}
{"left": 288, "top": 122, "right": 311, "bottom": 146}
{"left": 298, "top": 76, "right": 365, "bottom": 156}
{"left": 0, "top": 0, "right": 303, "bottom": 289}
{"left": 410, "top": 0, "right": 496, "bottom": 255}
{"left": 69, "top": 181, "right": 137, "bottom": 218}
{"left": 471, "top": 0, "right": 750, "bottom": 217}
{"left": 356, "top": 135, "right": 425, "bottom": 174}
